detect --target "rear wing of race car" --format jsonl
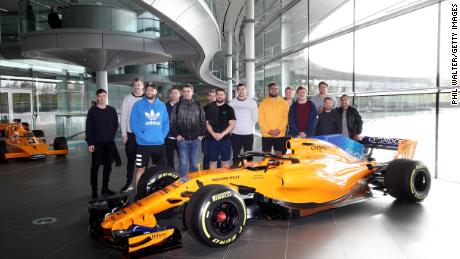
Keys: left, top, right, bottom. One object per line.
{"left": 360, "top": 137, "right": 417, "bottom": 160}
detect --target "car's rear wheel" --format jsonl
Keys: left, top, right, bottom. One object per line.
{"left": 384, "top": 159, "right": 431, "bottom": 203}
{"left": 136, "top": 165, "right": 180, "bottom": 200}
{"left": 53, "top": 137, "right": 68, "bottom": 157}
{"left": 185, "top": 185, "right": 246, "bottom": 247}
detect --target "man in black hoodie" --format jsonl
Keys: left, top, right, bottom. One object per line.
{"left": 336, "top": 94, "right": 363, "bottom": 140}
{"left": 86, "top": 89, "right": 118, "bottom": 199}
{"left": 170, "top": 84, "right": 206, "bottom": 177}
{"left": 315, "top": 97, "right": 341, "bottom": 136}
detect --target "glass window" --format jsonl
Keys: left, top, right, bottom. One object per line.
{"left": 309, "top": 33, "right": 353, "bottom": 94}
{"left": 440, "top": 1, "right": 453, "bottom": 87}
{"left": 309, "top": 0, "right": 354, "bottom": 41}
{"left": 0, "top": 92, "right": 8, "bottom": 121}
{"left": 438, "top": 93, "right": 460, "bottom": 182}
{"left": 355, "top": 5, "right": 438, "bottom": 93}
{"left": 264, "top": 18, "right": 281, "bottom": 58}
{"left": 264, "top": 59, "right": 281, "bottom": 90}
{"left": 282, "top": 49, "right": 308, "bottom": 91}
{"left": 255, "top": 66, "right": 265, "bottom": 100}
{"left": 264, "top": 0, "right": 282, "bottom": 18}
{"left": 255, "top": 0, "right": 265, "bottom": 27}
{"left": 281, "top": 0, "right": 308, "bottom": 50}
{"left": 355, "top": 94, "right": 436, "bottom": 172}
{"left": 255, "top": 33, "right": 264, "bottom": 60}
{"left": 355, "top": 0, "right": 425, "bottom": 25}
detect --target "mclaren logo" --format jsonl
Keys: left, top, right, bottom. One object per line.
{"left": 145, "top": 109, "right": 160, "bottom": 126}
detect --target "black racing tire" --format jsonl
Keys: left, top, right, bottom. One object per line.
{"left": 53, "top": 137, "right": 68, "bottom": 157}
{"left": 185, "top": 185, "right": 246, "bottom": 247}
{"left": 0, "top": 140, "right": 7, "bottom": 161}
{"left": 0, "top": 130, "right": 5, "bottom": 138}
{"left": 384, "top": 159, "right": 431, "bottom": 203}
{"left": 136, "top": 165, "right": 180, "bottom": 200}
{"left": 32, "top": 130, "right": 45, "bottom": 138}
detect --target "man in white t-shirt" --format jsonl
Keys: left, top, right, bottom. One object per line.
{"left": 311, "top": 81, "right": 337, "bottom": 113}
{"left": 229, "top": 83, "right": 258, "bottom": 166}
{"left": 119, "top": 78, "right": 144, "bottom": 193}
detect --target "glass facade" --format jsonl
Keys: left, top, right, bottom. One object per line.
{"left": 0, "top": 60, "right": 131, "bottom": 141}
{"left": 250, "top": 0, "right": 459, "bottom": 182}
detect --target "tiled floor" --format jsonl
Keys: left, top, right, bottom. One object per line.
{"left": 0, "top": 145, "right": 459, "bottom": 259}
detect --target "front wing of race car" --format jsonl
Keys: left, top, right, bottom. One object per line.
{"left": 3, "top": 143, "right": 68, "bottom": 159}
{"left": 88, "top": 194, "right": 182, "bottom": 254}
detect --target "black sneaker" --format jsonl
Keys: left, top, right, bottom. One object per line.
{"left": 120, "top": 183, "right": 134, "bottom": 193}
{"left": 91, "top": 191, "right": 98, "bottom": 199}
{"left": 101, "top": 188, "right": 116, "bottom": 196}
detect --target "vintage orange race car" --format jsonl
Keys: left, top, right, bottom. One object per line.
{"left": 89, "top": 134, "right": 431, "bottom": 255}
{"left": 0, "top": 121, "right": 68, "bottom": 160}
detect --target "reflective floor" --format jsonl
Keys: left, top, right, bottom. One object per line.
{"left": 0, "top": 146, "right": 458, "bottom": 259}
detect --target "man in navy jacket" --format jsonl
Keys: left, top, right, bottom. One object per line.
{"left": 288, "top": 86, "right": 318, "bottom": 138}
{"left": 130, "top": 83, "right": 169, "bottom": 189}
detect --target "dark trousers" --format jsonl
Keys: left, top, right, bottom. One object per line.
{"left": 202, "top": 138, "right": 220, "bottom": 170}
{"left": 91, "top": 141, "right": 115, "bottom": 192}
{"left": 124, "top": 133, "right": 137, "bottom": 184}
{"left": 165, "top": 137, "right": 178, "bottom": 169}
{"left": 231, "top": 134, "right": 254, "bottom": 165}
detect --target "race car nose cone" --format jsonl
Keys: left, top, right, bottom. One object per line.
{"left": 216, "top": 211, "right": 227, "bottom": 222}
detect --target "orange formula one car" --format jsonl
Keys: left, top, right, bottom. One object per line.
{"left": 89, "top": 134, "right": 431, "bottom": 255}
{"left": 0, "top": 121, "right": 68, "bottom": 161}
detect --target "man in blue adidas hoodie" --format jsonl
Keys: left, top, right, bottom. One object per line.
{"left": 130, "top": 83, "right": 169, "bottom": 189}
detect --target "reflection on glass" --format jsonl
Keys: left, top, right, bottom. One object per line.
{"left": 440, "top": 1, "right": 452, "bottom": 87}
{"left": 309, "top": 0, "right": 353, "bottom": 41}
{"left": 281, "top": 0, "right": 308, "bottom": 50}
{"left": 355, "top": 94, "right": 436, "bottom": 172}
{"left": 264, "top": 60, "right": 281, "bottom": 90}
{"left": 282, "top": 49, "right": 308, "bottom": 91}
{"left": 0, "top": 92, "right": 9, "bottom": 121}
{"left": 256, "top": 33, "right": 264, "bottom": 60}
{"left": 438, "top": 93, "right": 460, "bottom": 182}
{"left": 264, "top": 18, "right": 281, "bottom": 58}
{"left": 355, "top": 0, "right": 424, "bottom": 25}
{"left": 309, "top": 33, "right": 353, "bottom": 94}
{"left": 256, "top": 66, "right": 265, "bottom": 100}
{"left": 355, "top": 6, "right": 437, "bottom": 92}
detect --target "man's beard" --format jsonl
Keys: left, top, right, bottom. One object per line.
{"left": 216, "top": 99, "right": 224, "bottom": 104}
{"left": 269, "top": 92, "right": 278, "bottom": 97}
{"left": 146, "top": 95, "right": 154, "bottom": 100}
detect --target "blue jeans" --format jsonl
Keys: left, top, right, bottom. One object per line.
{"left": 177, "top": 139, "right": 201, "bottom": 177}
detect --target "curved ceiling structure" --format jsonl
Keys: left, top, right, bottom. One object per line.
{"left": 133, "top": 0, "right": 226, "bottom": 88}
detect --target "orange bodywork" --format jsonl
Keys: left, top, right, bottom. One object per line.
{"left": 0, "top": 123, "right": 68, "bottom": 159}
{"left": 102, "top": 138, "right": 380, "bottom": 233}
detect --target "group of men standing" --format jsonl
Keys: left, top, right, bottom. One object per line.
{"left": 85, "top": 79, "right": 363, "bottom": 199}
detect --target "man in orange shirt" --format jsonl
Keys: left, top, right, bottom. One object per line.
{"left": 258, "top": 83, "right": 289, "bottom": 156}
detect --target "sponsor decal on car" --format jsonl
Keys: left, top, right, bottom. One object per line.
{"left": 211, "top": 191, "right": 232, "bottom": 202}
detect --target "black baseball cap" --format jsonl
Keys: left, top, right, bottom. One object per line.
{"left": 145, "top": 82, "right": 156, "bottom": 89}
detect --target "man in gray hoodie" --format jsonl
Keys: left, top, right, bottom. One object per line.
{"left": 119, "top": 78, "right": 144, "bottom": 193}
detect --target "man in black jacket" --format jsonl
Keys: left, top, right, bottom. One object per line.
{"left": 85, "top": 89, "right": 118, "bottom": 199}
{"left": 336, "top": 94, "right": 363, "bottom": 140}
{"left": 315, "top": 97, "right": 341, "bottom": 136}
{"left": 170, "top": 84, "right": 206, "bottom": 177}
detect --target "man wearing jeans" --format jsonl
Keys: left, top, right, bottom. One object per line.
{"left": 170, "top": 84, "right": 206, "bottom": 177}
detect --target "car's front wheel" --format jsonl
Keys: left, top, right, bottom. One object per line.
{"left": 185, "top": 185, "right": 246, "bottom": 247}
{"left": 384, "top": 159, "right": 431, "bottom": 202}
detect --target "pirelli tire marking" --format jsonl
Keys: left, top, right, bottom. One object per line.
{"left": 200, "top": 190, "right": 247, "bottom": 245}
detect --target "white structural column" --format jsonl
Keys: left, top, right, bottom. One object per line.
{"left": 226, "top": 31, "right": 233, "bottom": 101}
{"left": 281, "top": 17, "right": 291, "bottom": 94}
{"left": 245, "top": 0, "right": 255, "bottom": 98}
{"left": 96, "top": 70, "right": 109, "bottom": 103}
{"left": 234, "top": 51, "right": 240, "bottom": 85}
